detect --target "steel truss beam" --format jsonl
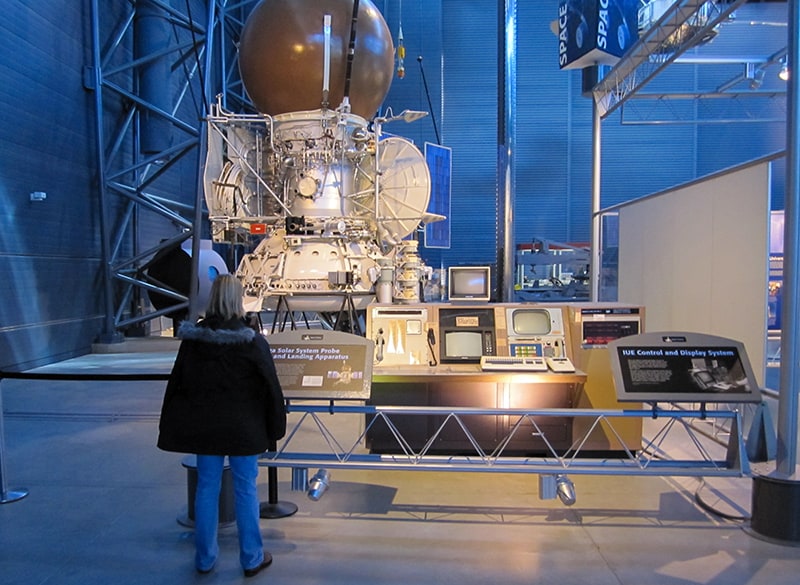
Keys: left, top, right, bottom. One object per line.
{"left": 619, "top": 90, "right": 787, "bottom": 125}
{"left": 260, "top": 404, "right": 751, "bottom": 478}
{"left": 593, "top": 0, "right": 750, "bottom": 119}
{"left": 89, "top": 1, "right": 257, "bottom": 339}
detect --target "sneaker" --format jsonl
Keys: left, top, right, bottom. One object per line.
{"left": 244, "top": 551, "right": 273, "bottom": 578}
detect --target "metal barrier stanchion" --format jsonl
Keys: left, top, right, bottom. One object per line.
{"left": 0, "top": 378, "right": 28, "bottom": 504}
{"left": 0, "top": 370, "right": 170, "bottom": 505}
{"left": 259, "top": 441, "right": 298, "bottom": 519}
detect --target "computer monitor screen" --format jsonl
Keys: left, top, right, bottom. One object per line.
{"left": 448, "top": 266, "right": 491, "bottom": 302}
{"left": 442, "top": 331, "right": 485, "bottom": 360}
{"left": 692, "top": 370, "right": 716, "bottom": 388}
{"left": 509, "top": 308, "right": 552, "bottom": 336}
{"left": 438, "top": 307, "right": 496, "bottom": 363}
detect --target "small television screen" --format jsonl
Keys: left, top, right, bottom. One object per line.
{"left": 443, "top": 330, "right": 485, "bottom": 360}
{"left": 448, "top": 266, "right": 491, "bottom": 302}
{"left": 510, "top": 309, "right": 552, "bottom": 336}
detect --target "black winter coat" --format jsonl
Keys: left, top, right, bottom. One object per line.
{"left": 157, "top": 317, "right": 287, "bottom": 456}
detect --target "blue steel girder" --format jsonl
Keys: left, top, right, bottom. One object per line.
{"left": 90, "top": 0, "right": 258, "bottom": 336}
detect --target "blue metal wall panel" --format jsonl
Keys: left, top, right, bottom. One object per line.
{"left": 516, "top": 2, "right": 578, "bottom": 244}
{"left": 0, "top": 1, "right": 116, "bottom": 369}
{"left": 0, "top": 1, "right": 208, "bottom": 369}
{"left": 0, "top": 255, "right": 102, "bottom": 369}
{"left": 428, "top": 0, "right": 499, "bottom": 270}
{"left": 0, "top": 0, "right": 789, "bottom": 369}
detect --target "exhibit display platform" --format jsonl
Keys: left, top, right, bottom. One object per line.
{"left": 2, "top": 325, "right": 796, "bottom": 585}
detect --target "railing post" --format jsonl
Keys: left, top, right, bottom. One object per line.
{"left": 0, "top": 377, "right": 28, "bottom": 504}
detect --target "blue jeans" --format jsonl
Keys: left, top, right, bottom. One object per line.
{"left": 194, "top": 454, "right": 264, "bottom": 571}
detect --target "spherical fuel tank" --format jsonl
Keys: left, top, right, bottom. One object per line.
{"left": 239, "top": 0, "right": 394, "bottom": 118}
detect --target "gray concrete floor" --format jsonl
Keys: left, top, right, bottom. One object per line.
{"left": 2, "top": 337, "right": 799, "bottom": 584}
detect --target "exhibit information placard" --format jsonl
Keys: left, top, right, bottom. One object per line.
{"left": 268, "top": 330, "right": 374, "bottom": 400}
{"left": 609, "top": 332, "right": 762, "bottom": 403}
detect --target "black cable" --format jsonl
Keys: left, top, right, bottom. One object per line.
{"left": 417, "top": 56, "right": 441, "bottom": 144}
{"left": 342, "top": 0, "right": 361, "bottom": 104}
{"left": 427, "top": 328, "right": 438, "bottom": 367}
{"left": 1, "top": 371, "right": 169, "bottom": 382}
{"left": 693, "top": 478, "right": 750, "bottom": 522}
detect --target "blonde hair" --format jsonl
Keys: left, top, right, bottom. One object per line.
{"left": 205, "top": 274, "right": 245, "bottom": 320}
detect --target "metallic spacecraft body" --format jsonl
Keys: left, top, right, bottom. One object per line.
{"left": 204, "top": 0, "right": 436, "bottom": 313}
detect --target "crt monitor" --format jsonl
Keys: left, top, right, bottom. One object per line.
{"left": 506, "top": 307, "right": 565, "bottom": 336}
{"left": 448, "top": 266, "right": 491, "bottom": 302}
{"left": 504, "top": 306, "right": 567, "bottom": 358}
{"left": 438, "top": 307, "right": 496, "bottom": 363}
{"left": 442, "top": 330, "right": 486, "bottom": 361}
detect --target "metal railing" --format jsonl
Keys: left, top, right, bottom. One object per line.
{"left": 1, "top": 370, "right": 754, "bottom": 507}
{"left": 262, "top": 402, "right": 750, "bottom": 478}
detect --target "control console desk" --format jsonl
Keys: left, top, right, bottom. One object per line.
{"left": 366, "top": 364, "right": 586, "bottom": 455}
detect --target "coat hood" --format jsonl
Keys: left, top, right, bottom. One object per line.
{"left": 177, "top": 319, "right": 256, "bottom": 345}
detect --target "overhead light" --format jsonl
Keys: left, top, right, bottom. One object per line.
{"left": 718, "top": 62, "right": 768, "bottom": 94}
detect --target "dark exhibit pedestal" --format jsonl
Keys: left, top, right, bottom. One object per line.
{"left": 180, "top": 456, "right": 298, "bottom": 525}
{"left": 748, "top": 463, "right": 800, "bottom": 546}
{"left": 179, "top": 455, "right": 236, "bottom": 528}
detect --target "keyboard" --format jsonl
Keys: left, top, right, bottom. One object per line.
{"left": 545, "top": 356, "right": 576, "bottom": 373}
{"left": 480, "top": 355, "right": 548, "bottom": 372}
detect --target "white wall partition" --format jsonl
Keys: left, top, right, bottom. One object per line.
{"left": 617, "top": 160, "right": 771, "bottom": 385}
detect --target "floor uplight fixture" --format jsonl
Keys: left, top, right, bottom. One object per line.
{"left": 307, "top": 469, "right": 331, "bottom": 501}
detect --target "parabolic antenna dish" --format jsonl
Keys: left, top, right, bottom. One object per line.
{"left": 351, "top": 136, "right": 431, "bottom": 246}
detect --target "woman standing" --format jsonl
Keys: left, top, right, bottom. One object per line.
{"left": 158, "top": 274, "right": 286, "bottom": 577}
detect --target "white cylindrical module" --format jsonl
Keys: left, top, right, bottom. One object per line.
{"left": 393, "top": 240, "right": 422, "bottom": 304}
{"left": 375, "top": 258, "right": 394, "bottom": 303}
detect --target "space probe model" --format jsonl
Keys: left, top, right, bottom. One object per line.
{"left": 203, "top": 0, "right": 438, "bottom": 314}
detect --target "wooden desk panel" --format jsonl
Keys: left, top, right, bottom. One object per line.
{"left": 366, "top": 368, "right": 584, "bottom": 455}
